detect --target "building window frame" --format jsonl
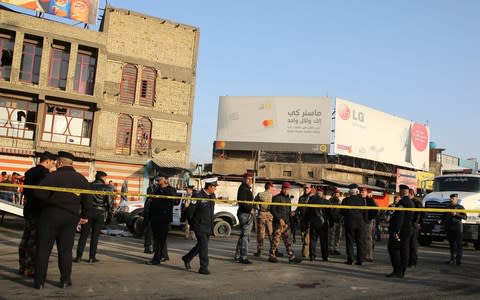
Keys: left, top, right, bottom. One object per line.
{"left": 139, "top": 67, "right": 156, "bottom": 107}
{"left": 20, "top": 36, "right": 43, "bottom": 84}
{"left": 135, "top": 117, "right": 152, "bottom": 155}
{"left": 119, "top": 64, "right": 137, "bottom": 104}
{"left": 283, "top": 170, "right": 292, "bottom": 177}
{"left": 48, "top": 42, "right": 70, "bottom": 90}
{"left": 0, "top": 97, "right": 37, "bottom": 140}
{"left": 0, "top": 30, "right": 15, "bottom": 81}
{"left": 116, "top": 114, "right": 133, "bottom": 155}
{"left": 74, "top": 47, "right": 97, "bottom": 95}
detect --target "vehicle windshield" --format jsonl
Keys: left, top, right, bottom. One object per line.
{"left": 433, "top": 177, "right": 480, "bottom": 193}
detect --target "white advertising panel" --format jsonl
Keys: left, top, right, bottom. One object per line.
{"left": 334, "top": 98, "right": 430, "bottom": 170}
{"left": 217, "top": 96, "right": 332, "bottom": 145}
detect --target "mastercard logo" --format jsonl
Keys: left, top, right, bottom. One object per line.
{"left": 262, "top": 119, "right": 274, "bottom": 127}
{"left": 338, "top": 104, "right": 350, "bottom": 120}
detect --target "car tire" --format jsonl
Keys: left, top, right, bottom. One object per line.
{"left": 213, "top": 219, "right": 231, "bottom": 237}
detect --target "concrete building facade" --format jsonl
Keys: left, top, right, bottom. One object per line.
{"left": 0, "top": 6, "right": 199, "bottom": 196}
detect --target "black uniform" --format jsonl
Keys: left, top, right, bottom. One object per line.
{"left": 341, "top": 195, "right": 367, "bottom": 264}
{"left": 19, "top": 164, "right": 49, "bottom": 275}
{"left": 183, "top": 189, "right": 215, "bottom": 272}
{"left": 143, "top": 183, "right": 157, "bottom": 252}
{"left": 305, "top": 195, "right": 332, "bottom": 261}
{"left": 409, "top": 198, "right": 423, "bottom": 267}
{"left": 148, "top": 184, "right": 177, "bottom": 263}
{"left": 387, "top": 196, "right": 414, "bottom": 277}
{"left": 443, "top": 204, "right": 467, "bottom": 264}
{"left": 33, "top": 166, "right": 92, "bottom": 287}
{"left": 235, "top": 182, "right": 254, "bottom": 260}
{"left": 75, "top": 178, "right": 113, "bottom": 261}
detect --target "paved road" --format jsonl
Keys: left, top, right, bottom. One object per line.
{"left": 1, "top": 215, "right": 479, "bottom": 299}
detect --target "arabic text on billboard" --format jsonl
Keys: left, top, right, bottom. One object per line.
{"left": 217, "top": 96, "right": 332, "bottom": 148}
{"left": 334, "top": 98, "right": 430, "bottom": 171}
{"left": 1, "top": 0, "right": 99, "bottom": 25}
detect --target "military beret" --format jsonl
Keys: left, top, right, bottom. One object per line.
{"left": 450, "top": 193, "right": 458, "bottom": 198}
{"left": 57, "top": 151, "right": 74, "bottom": 160}
{"left": 243, "top": 172, "right": 254, "bottom": 178}
{"left": 39, "top": 151, "right": 57, "bottom": 161}
{"left": 399, "top": 184, "right": 410, "bottom": 190}
{"left": 348, "top": 183, "right": 359, "bottom": 190}
{"left": 282, "top": 182, "right": 291, "bottom": 189}
{"left": 95, "top": 170, "right": 108, "bottom": 178}
{"left": 360, "top": 186, "right": 368, "bottom": 192}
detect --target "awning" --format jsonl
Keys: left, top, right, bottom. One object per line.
{"left": 149, "top": 159, "right": 192, "bottom": 177}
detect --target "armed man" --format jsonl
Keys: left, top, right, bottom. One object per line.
{"left": 386, "top": 184, "right": 414, "bottom": 278}
{"left": 297, "top": 183, "right": 314, "bottom": 257}
{"left": 341, "top": 184, "right": 367, "bottom": 265}
{"left": 443, "top": 193, "right": 467, "bottom": 265}
{"left": 234, "top": 172, "right": 255, "bottom": 264}
{"left": 328, "top": 188, "right": 343, "bottom": 256}
{"left": 408, "top": 188, "right": 423, "bottom": 267}
{"left": 74, "top": 170, "right": 113, "bottom": 263}
{"left": 254, "top": 181, "right": 274, "bottom": 257}
{"left": 305, "top": 186, "right": 332, "bottom": 261}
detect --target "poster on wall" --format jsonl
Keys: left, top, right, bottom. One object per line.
{"left": 334, "top": 98, "right": 430, "bottom": 171}
{"left": 396, "top": 168, "right": 417, "bottom": 192}
{"left": 0, "top": 0, "right": 99, "bottom": 25}
{"left": 216, "top": 96, "right": 332, "bottom": 152}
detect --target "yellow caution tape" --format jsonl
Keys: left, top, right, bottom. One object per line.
{"left": 1, "top": 182, "right": 479, "bottom": 213}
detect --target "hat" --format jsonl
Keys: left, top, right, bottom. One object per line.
{"left": 348, "top": 183, "right": 359, "bottom": 190}
{"left": 95, "top": 170, "right": 108, "bottom": 178}
{"left": 243, "top": 172, "right": 254, "bottom": 178}
{"left": 265, "top": 180, "right": 274, "bottom": 188}
{"left": 39, "top": 151, "right": 57, "bottom": 161}
{"left": 303, "top": 183, "right": 312, "bottom": 188}
{"left": 399, "top": 184, "right": 410, "bottom": 190}
{"left": 334, "top": 188, "right": 341, "bottom": 193}
{"left": 57, "top": 151, "right": 74, "bottom": 160}
{"left": 450, "top": 193, "right": 458, "bottom": 198}
{"left": 360, "top": 186, "right": 368, "bottom": 192}
{"left": 282, "top": 182, "right": 291, "bottom": 189}
{"left": 317, "top": 187, "right": 325, "bottom": 193}
{"left": 204, "top": 177, "right": 218, "bottom": 186}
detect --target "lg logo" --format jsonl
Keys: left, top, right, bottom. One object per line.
{"left": 338, "top": 104, "right": 365, "bottom": 122}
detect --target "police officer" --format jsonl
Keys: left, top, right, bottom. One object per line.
{"left": 19, "top": 151, "right": 56, "bottom": 277}
{"left": 33, "top": 151, "right": 92, "bottom": 289}
{"left": 328, "top": 188, "right": 343, "bottom": 255}
{"left": 254, "top": 181, "right": 274, "bottom": 257}
{"left": 361, "top": 187, "right": 378, "bottom": 262}
{"left": 386, "top": 184, "right": 414, "bottom": 278}
{"left": 297, "top": 183, "right": 314, "bottom": 257}
{"left": 234, "top": 172, "right": 255, "bottom": 264}
{"left": 408, "top": 188, "right": 423, "bottom": 267}
{"left": 144, "top": 176, "right": 160, "bottom": 254}
{"left": 74, "top": 170, "right": 113, "bottom": 263}
{"left": 306, "top": 188, "right": 332, "bottom": 261}
{"left": 341, "top": 184, "right": 367, "bottom": 265}
{"left": 268, "top": 182, "right": 302, "bottom": 264}
{"left": 147, "top": 177, "right": 177, "bottom": 265}
{"left": 182, "top": 177, "right": 217, "bottom": 275}
{"left": 443, "top": 193, "right": 467, "bottom": 265}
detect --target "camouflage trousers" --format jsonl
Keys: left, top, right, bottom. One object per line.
{"left": 301, "top": 227, "right": 310, "bottom": 257}
{"left": 256, "top": 211, "right": 273, "bottom": 254}
{"left": 363, "top": 220, "right": 376, "bottom": 260}
{"left": 329, "top": 222, "right": 342, "bottom": 252}
{"left": 269, "top": 223, "right": 295, "bottom": 259}
{"left": 18, "top": 217, "right": 37, "bottom": 275}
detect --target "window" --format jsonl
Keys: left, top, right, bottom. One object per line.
{"left": 0, "top": 30, "right": 15, "bottom": 81}
{"left": 48, "top": 43, "right": 70, "bottom": 90}
{"left": 0, "top": 97, "right": 37, "bottom": 139}
{"left": 139, "top": 67, "right": 156, "bottom": 106}
{"left": 136, "top": 117, "right": 151, "bottom": 155}
{"left": 283, "top": 171, "right": 292, "bottom": 177}
{"left": 308, "top": 171, "right": 314, "bottom": 178}
{"left": 74, "top": 47, "right": 96, "bottom": 95}
{"left": 119, "top": 64, "right": 137, "bottom": 104}
{"left": 42, "top": 104, "right": 92, "bottom": 146}
{"left": 20, "top": 37, "right": 43, "bottom": 84}
{"left": 116, "top": 114, "right": 133, "bottom": 155}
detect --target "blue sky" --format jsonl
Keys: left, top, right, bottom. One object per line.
{"left": 6, "top": 0, "right": 479, "bottom": 164}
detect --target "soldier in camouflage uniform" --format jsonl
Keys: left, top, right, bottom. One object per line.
{"left": 254, "top": 181, "right": 274, "bottom": 256}
{"left": 297, "top": 183, "right": 314, "bottom": 257}
{"left": 268, "top": 182, "right": 302, "bottom": 264}
{"left": 18, "top": 151, "right": 56, "bottom": 277}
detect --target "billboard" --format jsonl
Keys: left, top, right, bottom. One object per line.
{"left": 216, "top": 96, "right": 332, "bottom": 153}
{"left": 416, "top": 171, "right": 434, "bottom": 190}
{"left": 396, "top": 168, "right": 417, "bottom": 192}
{"left": 334, "top": 98, "right": 430, "bottom": 170}
{"left": 1, "top": 0, "right": 99, "bottom": 25}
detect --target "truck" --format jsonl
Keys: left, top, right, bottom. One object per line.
{"left": 419, "top": 174, "right": 480, "bottom": 250}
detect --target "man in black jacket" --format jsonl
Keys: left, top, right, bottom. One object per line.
{"left": 306, "top": 189, "right": 332, "bottom": 261}
{"left": 328, "top": 189, "right": 343, "bottom": 255}
{"left": 74, "top": 171, "right": 113, "bottom": 263}
{"left": 341, "top": 184, "right": 367, "bottom": 265}
{"left": 143, "top": 176, "right": 160, "bottom": 254}
{"left": 268, "top": 182, "right": 302, "bottom": 264}
{"left": 408, "top": 188, "right": 423, "bottom": 267}
{"left": 234, "top": 172, "right": 255, "bottom": 264}
{"left": 443, "top": 193, "right": 467, "bottom": 265}
{"left": 33, "top": 151, "right": 92, "bottom": 289}
{"left": 362, "top": 188, "right": 378, "bottom": 262}
{"left": 18, "top": 151, "right": 56, "bottom": 277}
{"left": 182, "top": 177, "right": 217, "bottom": 275}
{"left": 147, "top": 177, "right": 177, "bottom": 265}
{"left": 387, "top": 184, "right": 414, "bottom": 278}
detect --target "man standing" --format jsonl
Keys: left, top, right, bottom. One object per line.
{"left": 234, "top": 172, "right": 255, "bottom": 264}
{"left": 387, "top": 184, "right": 414, "bottom": 278}
{"left": 443, "top": 193, "right": 467, "bottom": 265}
{"left": 74, "top": 171, "right": 113, "bottom": 263}
{"left": 306, "top": 189, "right": 332, "bottom": 261}
{"left": 19, "top": 151, "right": 56, "bottom": 277}
{"left": 34, "top": 151, "right": 92, "bottom": 289}
{"left": 297, "top": 183, "right": 314, "bottom": 257}
{"left": 362, "top": 188, "right": 378, "bottom": 262}
{"left": 328, "top": 189, "right": 343, "bottom": 255}
{"left": 254, "top": 181, "right": 274, "bottom": 257}
{"left": 144, "top": 176, "right": 160, "bottom": 254}
{"left": 341, "top": 184, "right": 367, "bottom": 265}
{"left": 182, "top": 177, "right": 217, "bottom": 275}
{"left": 268, "top": 182, "right": 302, "bottom": 264}
{"left": 408, "top": 188, "right": 423, "bottom": 267}
{"left": 147, "top": 177, "right": 177, "bottom": 264}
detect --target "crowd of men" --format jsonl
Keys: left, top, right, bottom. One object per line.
{"left": 10, "top": 154, "right": 469, "bottom": 289}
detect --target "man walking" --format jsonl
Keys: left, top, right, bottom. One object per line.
{"left": 234, "top": 172, "right": 255, "bottom": 264}
{"left": 33, "top": 151, "right": 92, "bottom": 289}
{"left": 74, "top": 171, "right": 113, "bottom": 263}
{"left": 254, "top": 181, "right": 274, "bottom": 257}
